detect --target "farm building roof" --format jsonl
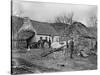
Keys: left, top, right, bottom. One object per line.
{"left": 12, "top": 16, "right": 59, "bottom": 38}
{"left": 31, "top": 20, "right": 58, "bottom": 36}
{"left": 61, "top": 22, "right": 96, "bottom": 39}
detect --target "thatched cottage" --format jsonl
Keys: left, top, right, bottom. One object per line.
{"left": 12, "top": 16, "right": 59, "bottom": 49}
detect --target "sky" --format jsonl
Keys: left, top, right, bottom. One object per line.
{"left": 12, "top": 0, "right": 97, "bottom": 26}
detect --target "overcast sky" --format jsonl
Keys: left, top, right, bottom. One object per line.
{"left": 12, "top": 0, "right": 97, "bottom": 26}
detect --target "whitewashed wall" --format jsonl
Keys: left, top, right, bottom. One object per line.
{"left": 53, "top": 36, "right": 60, "bottom": 42}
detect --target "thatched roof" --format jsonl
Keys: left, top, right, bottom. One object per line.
{"left": 62, "top": 22, "right": 96, "bottom": 39}
{"left": 12, "top": 16, "right": 58, "bottom": 39}
{"left": 50, "top": 23, "right": 68, "bottom": 33}
{"left": 11, "top": 16, "right": 24, "bottom": 36}
{"left": 17, "top": 30, "right": 35, "bottom": 40}
{"left": 31, "top": 20, "right": 58, "bottom": 36}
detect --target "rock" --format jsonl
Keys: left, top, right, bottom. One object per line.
{"left": 79, "top": 50, "right": 88, "bottom": 57}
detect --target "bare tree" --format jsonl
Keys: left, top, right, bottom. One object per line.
{"left": 54, "top": 12, "right": 74, "bottom": 59}
{"left": 12, "top": 1, "right": 23, "bottom": 17}
{"left": 55, "top": 12, "right": 74, "bottom": 25}
{"left": 88, "top": 15, "right": 97, "bottom": 27}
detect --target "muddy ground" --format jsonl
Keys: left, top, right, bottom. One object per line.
{"left": 12, "top": 49, "right": 97, "bottom": 74}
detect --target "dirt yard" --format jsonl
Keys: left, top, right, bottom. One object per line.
{"left": 12, "top": 48, "right": 97, "bottom": 73}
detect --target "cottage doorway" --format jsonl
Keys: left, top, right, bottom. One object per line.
{"left": 17, "top": 30, "right": 35, "bottom": 49}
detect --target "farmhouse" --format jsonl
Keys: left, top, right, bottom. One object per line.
{"left": 12, "top": 16, "right": 59, "bottom": 49}
{"left": 30, "top": 18, "right": 59, "bottom": 42}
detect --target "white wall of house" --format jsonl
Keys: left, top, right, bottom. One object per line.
{"left": 53, "top": 36, "right": 60, "bottom": 42}
{"left": 30, "top": 33, "right": 60, "bottom": 44}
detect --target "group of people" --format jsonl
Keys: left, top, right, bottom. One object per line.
{"left": 38, "top": 37, "right": 51, "bottom": 48}
{"left": 38, "top": 37, "right": 75, "bottom": 58}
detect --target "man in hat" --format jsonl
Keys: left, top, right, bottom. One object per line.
{"left": 43, "top": 37, "right": 49, "bottom": 48}
{"left": 38, "top": 37, "right": 44, "bottom": 48}
{"left": 69, "top": 38, "right": 74, "bottom": 59}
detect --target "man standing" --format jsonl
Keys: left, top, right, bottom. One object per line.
{"left": 69, "top": 38, "right": 74, "bottom": 59}
{"left": 48, "top": 38, "right": 51, "bottom": 48}
{"left": 43, "top": 37, "right": 49, "bottom": 48}
{"left": 38, "top": 37, "right": 44, "bottom": 48}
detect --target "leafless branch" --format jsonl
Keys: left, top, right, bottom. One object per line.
{"left": 88, "top": 15, "right": 97, "bottom": 27}
{"left": 54, "top": 12, "right": 74, "bottom": 25}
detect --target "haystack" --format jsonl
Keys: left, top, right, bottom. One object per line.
{"left": 16, "top": 17, "right": 37, "bottom": 49}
